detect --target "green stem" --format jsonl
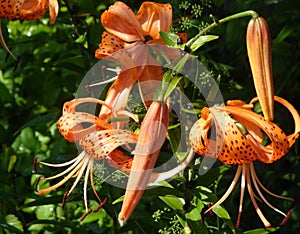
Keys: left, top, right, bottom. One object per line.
{"left": 186, "top": 10, "right": 259, "bottom": 49}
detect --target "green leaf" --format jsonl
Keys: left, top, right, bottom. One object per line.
{"left": 160, "top": 32, "right": 185, "bottom": 50}
{"left": 173, "top": 53, "right": 190, "bottom": 74}
{"left": 0, "top": 223, "right": 23, "bottom": 234}
{"left": 28, "top": 219, "right": 77, "bottom": 230}
{"left": 190, "top": 35, "right": 219, "bottom": 52}
{"left": 20, "top": 195, "right": 63, "bottom": 209}
{"left": 143, "top": 186, "right": 183, "bottom": 197}
{"left": 159, "top": 195, "right": 184, "bottom": 212}
{"left": 164, "top": 75, "right": 183, "bottom": 100}
{"left": 0, "top": 82, "right": 12, "bottom": 103}
{"left": 4, "top": 214, "right": 24, "bottom": 233}
{"left": 168, "top": 125, "right": 181, "bottom": 154}
{"left": 14, "top": 112, "right": 58, "bottom": 137}
{"left": 212, "top": 205, "right": 235, "bottom": 233}
{"left": 243, "top": 227, "right": 279, "bottom": 234}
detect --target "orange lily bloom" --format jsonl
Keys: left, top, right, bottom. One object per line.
{"left": 94, "top": 1, "right": 186, "bottom": 115}
{"left": 38, "top": 97, "right": 193, "bottom": 220}
{"left": 38, "top": 98, "right": 138, "bottom": 218}
{"left": 0, "top": 0, "right": 59, "bottom": 60}
{"left": 189, "top": 96, "right": 300, "bottom": 227}
{"left": 0, "top": 0, "right": 58, "bottom": 23}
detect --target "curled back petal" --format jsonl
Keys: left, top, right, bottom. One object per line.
{"left": 0, "top": 0, "right": 56, "bottom": 22}
{"left": 251, "top": 96, "right": 300, "bottom": 147}
{"left": 137, "top": 2, "right": 172, "bottom": 40}
{"left": 57, "top": 112, "right": 111, "bottom": 142}
{"left": 101, "top": 1, "right": 144, "bottom": 42}
{"left": 218, "top": 105, "right": 290, "bottom": 163}
{"left": 227, "top": 100, "right": 264, "bottom": 143}
{"left": 78, "top": 129, "right": 137, "bottom": 161}
{"left": 210, "top": 107, "right": 258, "bottom": 164}
{"left": 189, "top": 108, "right": 214, "bottom": 157}
{"left": 99, "top": 69, "right": 137, "bottom": 118}
{"left": 95, "top": 32, "right": 127, "bottom": 59}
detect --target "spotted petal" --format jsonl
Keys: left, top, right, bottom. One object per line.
{"left": 217, "top": 104, "right": 290, "bottom": 163}
{"left": 0, "top": 0, "right": 58, "bottom": 23}
{"left": 79, "top": 129, "right": 137, "bottom": 161}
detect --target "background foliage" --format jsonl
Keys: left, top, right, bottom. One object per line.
{"left": 0, "top": 0, "right": 299, "bottom": 233}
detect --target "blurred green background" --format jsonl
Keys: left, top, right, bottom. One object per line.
{"left": 0, "top": 0, "right": 299, "bottom": 233}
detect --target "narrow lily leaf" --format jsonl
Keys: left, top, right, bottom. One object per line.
{"left": 212, "top": 205, "right": 235, "bottom": 233}
{"left": 112, "top": 195, "right": 124, "bottom": 204}
{"left": 159, "top": 195, "right": 186, "bottom": 227}
{"left": 163, "top": 75, "right": 183, "bottom": 100}
{"left": 168, "top": 125, "right": 181, "bottom": 154}
{"left": 14, "top": 112, "right": 59, "bottom": 137}
{"left": 5, "top": 214, "right": 24, "bottom": 233}
{"left": 173, "top": 53, "right": 190, "bottom": 74}
{"left": 20, "top": 195, "right": 63, "bottom": 209}
{"left": 243, "top": 227, "right": 279, "bottom": 234}
{"left": 143, "top": 186, "right": 183, "bottom": 197}
{"left": 0, "top": 223, "right": 23, "bottom": 234}
{"left": 160, "top": 31, "right": 185, "bottom": 49}
{"left": 186, "top": 205, "right": 208, "bottom": 234}
{"left": 190, "top": 35, "right": 219, "bottom": 52}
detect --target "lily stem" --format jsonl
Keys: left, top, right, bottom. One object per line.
{"left": 186, "top": 10, "right": 259, "bottom": 49}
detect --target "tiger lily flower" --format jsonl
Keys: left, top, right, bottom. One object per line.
{"left": 0, "top": 0, "right": 59, "bottom": 60}
{"left": 0, "top": 0, "right": 58, "bottom": 23}
{"left": 38, "top": 97, "right": 193, "bottom": 220}
{"left": 38, "top": 98, "right": 139, "bottom": 218}
{"left": 94, "top": 1, "right": 186, "bottom": 114}
{"left": 189, "top": 96, "right": 300, "bottom": 227}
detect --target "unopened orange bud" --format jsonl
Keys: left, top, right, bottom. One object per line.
{"left": 118, "top": 101, "right": 169, "bottom": 224}
{"left": 246, "top": 17, "right": 274, "bottom": 121}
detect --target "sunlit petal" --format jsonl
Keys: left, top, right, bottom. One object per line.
{"left": 101, "top": 1, "right": 144, "bottom": 42}
{"left": 218, "top": 104, "right": 290, "bottom": 163}
{"left": 49, "top": 0, "right": 58, "bottom": 24}
{"left": 137, "top": 2, "right": 172, "bottom": 39}
{"left": 79, "top": 129, "right": 137, "bottom": 161}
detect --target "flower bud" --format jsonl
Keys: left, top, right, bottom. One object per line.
{"left": 118, "top": 101, "right": 169, "bottom": 224}
{"left": 246, "top": 17, "right": 274, "bottom": 121}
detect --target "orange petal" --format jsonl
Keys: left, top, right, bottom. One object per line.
{"left": 0, "top": 0, "right": 17, "bottom": 19}
{"left": 137, "top": 2, "right": 172, "bottom": 39}
{"left": 251, "top": 96, "right": 300, "bottom": 147}
{"left": 210, "top": 107, "right": 258, "bottom": 164}
{"left": 18, "top": 0, "right": 49, "bottom": 21}
{"left": 49, "top": 0, "right": 59, "bottom": 24}
{"left": 79, "top": 129, "right": 137, "bottom": 161}
{"left": 107, "top": 149, "right": 133, "bottom": 173}
{"left": 95, "top": 32, "right": 127, "bottom": 58}
{"left": 189, "top": 108, "right": 215, "bottom": 157}
{"left": 101, "top": 1, "right": 144, "bottom": 42}
{"left": 58, "top": 112, "right": 111, "bottom": 142}
{"left": 218, "top": 105, "right": 289, "bottom": 163}
{"left": 99, "top": 69, "right": 137, "bottom": 118}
